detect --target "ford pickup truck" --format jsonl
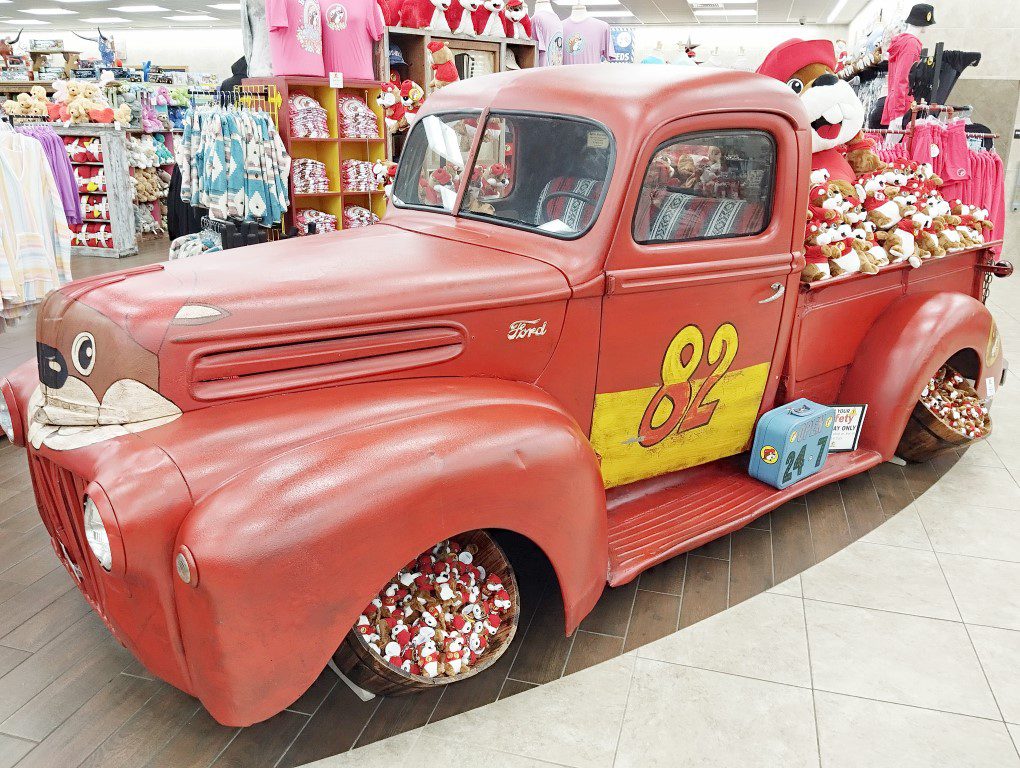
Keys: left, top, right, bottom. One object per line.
{"left": 0, "top": 64, "right": 1010, "bottom": 726}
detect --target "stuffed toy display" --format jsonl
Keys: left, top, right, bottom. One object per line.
{"left": 451, "top": 0, "right": 481, "bottom": 34}
{"left": 427, "top": 41, "right": 459, "bottom": 90}
{"left": 376, "top": 81, "right": 406, "bottom": 132}
{"left": 472, "top": 0, "right": 506, "bottom": 36}
{"left": 400, "top": 79, "right": 425, "bottom": 125}
{"left": 501, "top": 0, "right": 532, "bottom": 39}
{"left": 756, "top": 38, "right": 881, "bottom": 184}
{"left": 399, "top": 0, "right": 453, "bottom": 30}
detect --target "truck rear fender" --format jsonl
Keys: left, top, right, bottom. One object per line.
{"left": 171, "top": 380, "right": 607, "bottom": 726}
{"left": 838, "top": 291, "right": 1002, "bottom": 459}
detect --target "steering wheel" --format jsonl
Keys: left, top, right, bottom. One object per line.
{"left": 542, "top": 190, "right": 594, "bottom": 210}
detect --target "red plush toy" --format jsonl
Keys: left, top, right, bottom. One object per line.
{"left": 427, "top": 41, "right": 460, "bottom": 90}
{"left": 756, "top": 38, "right": 878, "bottom": 184}
{"left": 472, "top": 0, "right": 506, "bottom": 35}
{"left": 501, "top": 0, "right": 531, "bottom": 39}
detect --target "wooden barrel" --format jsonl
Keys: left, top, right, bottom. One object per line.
{"left": 897, "top": 375, "right": 992, "bottom": 462}
{"left": 332, "top": 530, "right": 520, "bottom": 696}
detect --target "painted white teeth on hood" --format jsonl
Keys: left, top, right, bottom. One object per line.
{"left": 822, "top": 105, "right": 843, "bottom": 124}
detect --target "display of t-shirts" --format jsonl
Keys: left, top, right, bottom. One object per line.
{"left": 295, "top": 208, "right": 337, "bottom": 234}
{"left": 343, "top": 204, "right": 379, "bottom": 228}
{"left": 266, "top": 0, "right": 325, "bottom": 77}
{"left": 321, "top": 0, "right": 384, "bottom": 80}
{"left": 562, "top": 17, "right": 613, "bottom": 65}
{"left": 16, "top": 124, "right": 80, "bottom": 225}
{"left": 289, "top": 91, "right": 330, "bottom": 138}
{"left": 0, "top": 131, "right": 72, "bottom": 328}
{"left": 881, "top": 32, "right": 921, "bottom": 125}
{"left": 243, "top": 0, "right": 273, "bottom": 76}
{"left": 337, "top": 94, "right": 381, "bottom": 138}
{"left": 531, "top": 9, "right": 563, "bottom": 67}
{"left": 176, "top": 105, "right": 291, "bottom": 226}
{"left": 341, "top": 158, "right": 377, "bottom": 192}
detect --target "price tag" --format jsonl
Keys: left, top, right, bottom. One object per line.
{"left": 829, "top": 404, "right": 867, "bottom": 452}
{"left": 329, "top": 71, "right": 344, "bottom": 89}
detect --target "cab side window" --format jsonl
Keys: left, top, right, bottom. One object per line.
{"left": 633, "top": 130, "right": 776, "bottom": 244}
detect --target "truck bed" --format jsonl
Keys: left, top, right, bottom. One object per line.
{"left": 785, "top": 243, "right": 1000, "bottom": 404}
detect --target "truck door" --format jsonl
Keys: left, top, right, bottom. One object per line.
{"left": 590, "top": 112, "right": 803, "bottom": 489}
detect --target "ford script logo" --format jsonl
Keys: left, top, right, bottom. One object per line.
{"left": 508, "top": 319, "right": 547, "bottom": 340}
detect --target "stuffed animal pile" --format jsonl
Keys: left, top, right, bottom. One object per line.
{"left": 356, "top": 538, "right": 514, "bottom": 679}
{"left": 2, "top": 79, "right": 131, "bottom": 125}
{"left": 2, "top": 86, "right": 49, "bottom": 119}
{"left": 920, "top": 366, "right": 990, "bottom": 440}
{"left": 131, "top": 167, "right": 169, "bottom": 203}
{"left": 800, "top": 160, "right": 991, "bottom": 283}
{"left": 427, "top": 41, "right": 459, "bottom": 91}
{"left": 391, "top": 0, "right": 530, "bottom": 36}
{"left": 126, "top": 134, "right": 160, "bottom": 169}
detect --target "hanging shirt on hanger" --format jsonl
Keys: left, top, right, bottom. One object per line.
{"left": 0, "top": 132, "right": 71, "bottom": 324}
{"left": 266, "top": 0, "right": 326, "bottom": 76}
{"left": 321, "top": 0, "right": 384, "bottom": 80}
{"left": 243, "top": 0, "right": 274, "bottom": 77}
{"left": 531, "top": 9, "right": 564, "bottom": 66}
{"left": 882, "top": 32, "right": 922, "bottom": 125}
{"left": 562, "top": 17, "right": 613, "bottom": 65}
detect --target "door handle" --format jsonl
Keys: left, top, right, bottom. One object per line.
{"left": 758, "top": 282, "right": 785, "bottom": 304}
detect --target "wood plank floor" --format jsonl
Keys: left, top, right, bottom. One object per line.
{"left": 0, "top": 245, "right": 963, "bottom": 767}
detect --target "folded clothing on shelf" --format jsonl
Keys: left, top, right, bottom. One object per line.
{"left": 80, "top": 194, "right": 109, "bottom": 220}
{"left": 292, "top": 158, "right": 331, "bottom": 194}
{"left": 289, "top": 91, "right": 330, "bottom": 139}
{"left": 343, "top": 205, "right": 379, "bottom": 229}
{"left": 63, "top": 135, "right": 103, "bottom": 164}
{"left": 341, "top": 159, "right": 378, "bottom": 192}
{"left": 295, "top": 208, "right": 338, "bottom": 235}
{"left": 69, "top": 222, "right": 114, "bottom": 249}
{"left": 337, "top": 94, "right": 381, "bottom": 139}
{"left": 74, "top": 165, "right": 106, "bottom": 194}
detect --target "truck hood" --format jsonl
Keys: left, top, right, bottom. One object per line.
{"left": 28, "top": 224, "right": 571, "bottom": 451}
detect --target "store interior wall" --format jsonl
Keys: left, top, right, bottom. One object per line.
{"left": 21, "top": 28, "right": 243, "bottom": 77}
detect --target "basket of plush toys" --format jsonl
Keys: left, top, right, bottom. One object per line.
{"left": 332, "top": 531, "right": 519, "bottom": 695}
{"left": 801, "top": 160, "right": 993, "bottom": 283}
{"left": 897, "top": 365, "right": 992, "bottom": 461}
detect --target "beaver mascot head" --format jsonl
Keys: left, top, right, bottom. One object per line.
{"left": 757, "top": 38, "right": 882, "bottom": 183}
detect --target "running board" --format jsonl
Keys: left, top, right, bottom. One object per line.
{"left": 606, "top": 449, "right": 883, "bottom": 586}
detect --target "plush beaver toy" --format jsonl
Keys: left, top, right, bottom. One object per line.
{"left": 757, "top": 38, "right": 883, "bottom": 184}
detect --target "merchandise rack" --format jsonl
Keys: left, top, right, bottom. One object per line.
{"left": 53, "top": 124, "right": 138, "bottom": 258}
{"left": 244, "top": 76, "right": 389, "bottom": 233}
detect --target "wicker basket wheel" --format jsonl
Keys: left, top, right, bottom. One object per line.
{"left": 332, "top": 530, "right": 519, "bottom": 696}
{"left": 897, "top": 368, "right": 992, "bottom": 462}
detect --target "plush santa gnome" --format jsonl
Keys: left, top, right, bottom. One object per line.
{"left": 756, "top": 38, "right": 880, "bottom": 184}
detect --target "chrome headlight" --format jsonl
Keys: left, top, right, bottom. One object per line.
{"left": 83, "top": 496, "right": 113, "bottom": 571}
{"left": 0, "top": 397, "right": 13, "bottom": 443}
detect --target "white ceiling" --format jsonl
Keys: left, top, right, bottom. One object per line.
{"left": 0, "top": 0, "right": 868, "bottom": 31}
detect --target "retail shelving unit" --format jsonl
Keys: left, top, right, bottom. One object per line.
{"left": 244, "top": 76, "right": 389, "bottom": 232}
{"left": 53, "top": 124, "right": 138, "bottom": 258}
{"left": 126, "top": 128, "right": 175, "bottom": 237}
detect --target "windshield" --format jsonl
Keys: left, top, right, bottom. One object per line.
{"left": 392, "top": 111, "right": 615, "bottom": 239}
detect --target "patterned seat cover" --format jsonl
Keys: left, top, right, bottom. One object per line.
{"left": 535, "top": 177, "right": 604, "bottom": 231}
{"left": 646, "top": 192, "right": 765, "bottom": 242}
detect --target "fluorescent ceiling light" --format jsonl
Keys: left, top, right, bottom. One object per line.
{"left": 20, "top": 6, "right": 78, "bottom": 13}
{"left": 826, "top": 0, "right": 849, "bottom": 22}
{"left": 110, "top": 4, "right": 167, "bottom": 10}
{"left": 1, "top": 17, "right": 50, "bottom": 22}
{"left": 165, "top": 13, "right": 215, "bottom": 19}
{"left": 52, "top": 0, "right": 106, "bottom": 3}
{"left": 84, "top": 15, "right": 128, "bottom": 21}
{"left": 590, "top": 9, "right": 633, "bottom": 16}
{"left": 552, "top": 0, "right": 620, "bottom": 5}
{"left": 208, "top": 2, "right": 240, "bottom": 7}
{"left": 694, "top": 7, "right": 755, "bottom": 14}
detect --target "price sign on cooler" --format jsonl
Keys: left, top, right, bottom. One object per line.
{"left": 749, "top": 399, "right": 836, "bottom": 489}
{"left": 829, "top": 404, "right": 868, "bottom": 452}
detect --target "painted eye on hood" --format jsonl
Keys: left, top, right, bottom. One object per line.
{"left": 71, "top": 332, "right": 96, "bottom": 376}
{"left": 786, "top": 78, "right": 804, "bottom": 94}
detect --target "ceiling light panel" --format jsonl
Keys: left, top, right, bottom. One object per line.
{"left": 110, "top": 4, "right": 168, "bottom": 10}
{"left": 207, "top": 2, "right": 240, "bottom": 8}
{"left": 589, "top": 9, "right": 634, "bottom": 16}
{"left": 693, "top": 7, "right": 756, "bottom": 14}
{"left": 2, "top": 18, "right": 50, "bottom": 22}
{"left": 19, "top": 7, "right": 78, "bottom": 13}
{"left": 165, "top": 13, "right": 216, "bottom": 19}
{"left": 84, "top": 16, "right": 128, "bottom": 21}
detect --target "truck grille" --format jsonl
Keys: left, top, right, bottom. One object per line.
{"left": 28, "top": 455, "right": 105, "bottom": 614}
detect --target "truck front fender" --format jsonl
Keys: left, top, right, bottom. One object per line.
{"left": 171, "top": 378, "right": 607, "bottom": 726}
{"left": 838, "top": 291, "right": 1003, "bottom": 459}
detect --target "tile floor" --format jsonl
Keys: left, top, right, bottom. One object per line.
{"left": 0, "top": 223, "right": 1019, "bottom": 767}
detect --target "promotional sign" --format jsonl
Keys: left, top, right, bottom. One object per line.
{"left": 829, "top": 404, "right": 867, "bottom": 452}
{"left": 610, "top": 27, "right": 635, "bottom": 62}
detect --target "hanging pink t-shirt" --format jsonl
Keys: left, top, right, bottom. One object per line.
{"left": 531, "top": 9, "right": 563, "bottom": 67}
{"left": 881, "top": 32, "right": 922, "bottom": 125}
{"left": 562, "top": 17, "right": 613, "bottom": 65}
{"left": 267, "top": 0, "right": 325, "bottom": 77}
{"left": 321, "top": 0, "right": 384, "bottom": 80}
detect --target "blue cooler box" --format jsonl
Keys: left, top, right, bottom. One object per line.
{"left": 749, "top": 399, "right": 836, "bottom": 489}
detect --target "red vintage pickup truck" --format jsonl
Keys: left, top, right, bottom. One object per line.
{"left": 0, "top": 64, "right": 1009, "bottom": 726}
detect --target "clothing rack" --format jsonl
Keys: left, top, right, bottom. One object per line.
{"left": 200, "top": 214, "right": 270, "bottom": 249}
{"left": 867, "top": 103, "right": 1000, "bottom": 149}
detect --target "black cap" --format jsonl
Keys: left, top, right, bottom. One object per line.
{"left": 905, "top": 3, "right": 935, "bottom": 26}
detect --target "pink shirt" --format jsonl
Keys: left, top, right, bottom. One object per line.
{"left": 321, "top": 0, "right": 384, "bottom": 80}
{"left": 562, "top": 17, "right": 613, "bottom": 65}
{"left": 881, "top": 33, "right": 921, "bottom": 124}
{"left": 267, "top": 0, "right": 325, "bottom": 77}
{"left": 531, "top": 9, "right": 563, "bottom": 67}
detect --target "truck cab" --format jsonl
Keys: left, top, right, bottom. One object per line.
{"left": 0, "top": 64, "right": 1006, "bottom": 727}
